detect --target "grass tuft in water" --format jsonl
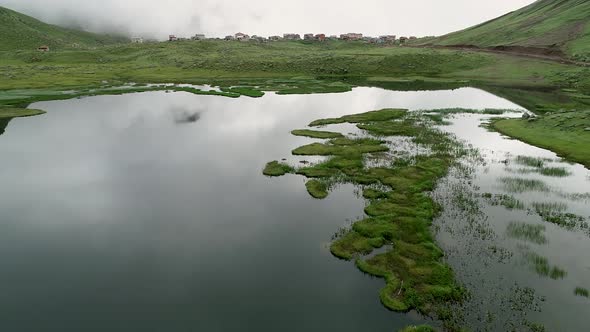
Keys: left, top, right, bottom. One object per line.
{"left": 525, "top": 252, "right": 567, "bottom": 280}
{"left": 483, "top": 193, "right": 526, "bottom": 210}
{"left": 531, "top": 201, "right": 587, "bottom": 228}
{"left": 305, "top": 180, "right": 329, "bottom": 199}
{"left": 575, "top": 287, "right": 589, "bottom": 298}
{"left": 514, "top": 156, "right": 548, "bottom": 168}
{"left": 506, "top": 222, "right": 547, "bottom": 245}
{"left": 499, "top": 177, "right": 549, "bottom": 193}
{"left": 263, "top": 161, "right": 294, "bottom": 177}
{"left": 538, "top": 167, "right": 570, "bottom": 177}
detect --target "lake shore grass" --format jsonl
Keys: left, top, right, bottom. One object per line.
{"left": 492, "top": 111, "right": 590, "bottom": 169}
{"left": 0, "top": 107, "right": 45, "bottom": 118}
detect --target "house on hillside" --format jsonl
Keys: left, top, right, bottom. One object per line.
{"left": 340, "top": 33, "right": 363, "bottom": 41}
{"left": 38, "top": 45, "right": 49, "bottom": 52}
{"left": 131, "top": 37, "right": 144, "bottom": 44}
{"left": 304, "top": 33, "right": 314, "bottom": 41}
{"left": 235, "top": 32, "right": 250, "bottom": 41}
{"left": 399, "top": 36, "right": 408, "bottom": 44}
{"left": 269, "top": 35, "right": 282, "bottom": 41}
{"left": 283, "top": 33, "right": 301, "bottom": 40}
{"left": 315, "top": 34, "right": 326, "bottom": 41}
{"left": 251, "top": 35, "right": 266, "bottom": 42}
{"left": 169, "top": 35, "right": 178, "bottom": 42}
{"left": 192, "top": 34, "right": 206, "bottom": 41}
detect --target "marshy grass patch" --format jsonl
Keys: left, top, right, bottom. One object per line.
{"left": 398, "top": 325, "right": 435, "bottom": 332}
{"left": 305, "top": 180, "right": 329, "bottom": 199}
{"left": 263, "top": 161, "right": 294, "bottom": 177}
{"left": 506, "top": 222, "right": 547, "bottom": 245}
{"left": 264, "top": 108, "right": 495, "bottom": 322}
{"left": 291, "top": 129, "right": 344, "bottom": 139}
{"left": 309, "top": 108, "right": 407, "bottom": 127}
{"left": 499, "top": 177, "right": 549, "bottom": 193}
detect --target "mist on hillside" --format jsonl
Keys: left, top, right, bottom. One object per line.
{"left": 0, "top": 0, "right": 536, "bottom": 40}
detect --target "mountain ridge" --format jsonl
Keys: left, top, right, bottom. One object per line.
{"left": 0, "top": 6, "right": 128, "bottom": 51}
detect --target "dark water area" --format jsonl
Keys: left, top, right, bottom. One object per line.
{"left": 0, "top": 87, "right": 586, "bottom": 331}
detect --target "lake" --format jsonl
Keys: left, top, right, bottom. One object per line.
{"left": 0, "top": 87, "right": 587, "bottom": 331}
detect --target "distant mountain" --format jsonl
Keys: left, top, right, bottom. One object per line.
{"left": 427, "top": 0, "right": 590, "bottom": 61}
{"left": 0, "top": 6, "right": 129, "bottom": 51}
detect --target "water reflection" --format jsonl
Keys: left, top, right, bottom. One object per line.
{"left": 0, "top": 88, "right": 529, "bottom": 331}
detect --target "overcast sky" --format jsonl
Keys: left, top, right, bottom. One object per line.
{"left": 1, "top": 0, "right": 537, "bottom": 40}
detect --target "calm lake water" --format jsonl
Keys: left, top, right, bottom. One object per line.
{"left": 0, "top": 87, "right": 587, "bottom": 331}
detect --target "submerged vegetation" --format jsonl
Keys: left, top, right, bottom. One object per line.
{"left": 575, "top": 287, "right": 589, "bottom": 298}
{"left": 483, "top": 193, "right": 526, "bottom": 210}
{"left": 498, "top": 177, "right": 549, "bottom": 193}
{"left": 524, "top": 252, "right": 567, "bottom": 280}
{"left": 264, "top": 108, "right": 475, "bottom": 324}
{"left": 506, "top": 222, "right": 547, "bottom": 245}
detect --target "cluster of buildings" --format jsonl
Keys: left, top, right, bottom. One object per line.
{"left": 160, "top": 33, "right": 417, "bottom": 44}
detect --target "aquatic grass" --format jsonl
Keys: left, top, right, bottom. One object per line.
{"left": 525, "top": 252, "right": 567, "bottom": 280}
{"left": 483, "top": 193, "right": 526, "bottom": 210}
{"left": 538, "top": 167, "right": 570, "bottom": 177}
{"left": 575, "top": 287, "right": 589, "bottom": 298}
{"left": 398, "top": 325, "right": 435, "bottom": 332}
{"left": 515, "top": 156, "right": 548, "bottom": 168}
{"left": 531, "top": 202, "right": 567, "bottom": 214}
{"left": 263, "top": 161, "right": 294, "bottom": 177}
{"left": 291, "top": 129, "right": 344, "bottom": 139}
{"left": 499, "top": 177, "right": 549, "bottom": 193}
{"left": 506, "top": 222, "right": 547, "bottom": 245}
{"left": 530, "top": 201, "right": 587, "bottom": 229}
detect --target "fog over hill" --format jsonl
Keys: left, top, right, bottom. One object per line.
{"left": 0, "top": 0, "right": 535, "bottom": 40}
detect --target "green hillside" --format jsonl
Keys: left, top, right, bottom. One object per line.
{"left": 0, "top": 6, "right": 128, "bottom": 51}
{"left": 431, "top": 0, "right": 590, "bottom": 61}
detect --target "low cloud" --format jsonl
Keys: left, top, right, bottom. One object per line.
{"left": 0, "top": 0, "right": 536, "bottom": 40}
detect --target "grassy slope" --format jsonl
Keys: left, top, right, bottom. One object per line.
{"left": 0, "top": 40, "right": 587, "bottom": 93}
{"left": 492, "top": 110, "right": 590, "bottom": 168}
{"left": 0, "top": 6, "right": 128, "bottom": 51}
{"left": 430, "top": 0, "right": 590, "bottom": 60}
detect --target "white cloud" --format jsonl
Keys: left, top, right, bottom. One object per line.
{"left": 0, "top": 0, "right": 537, "bottom": 39}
